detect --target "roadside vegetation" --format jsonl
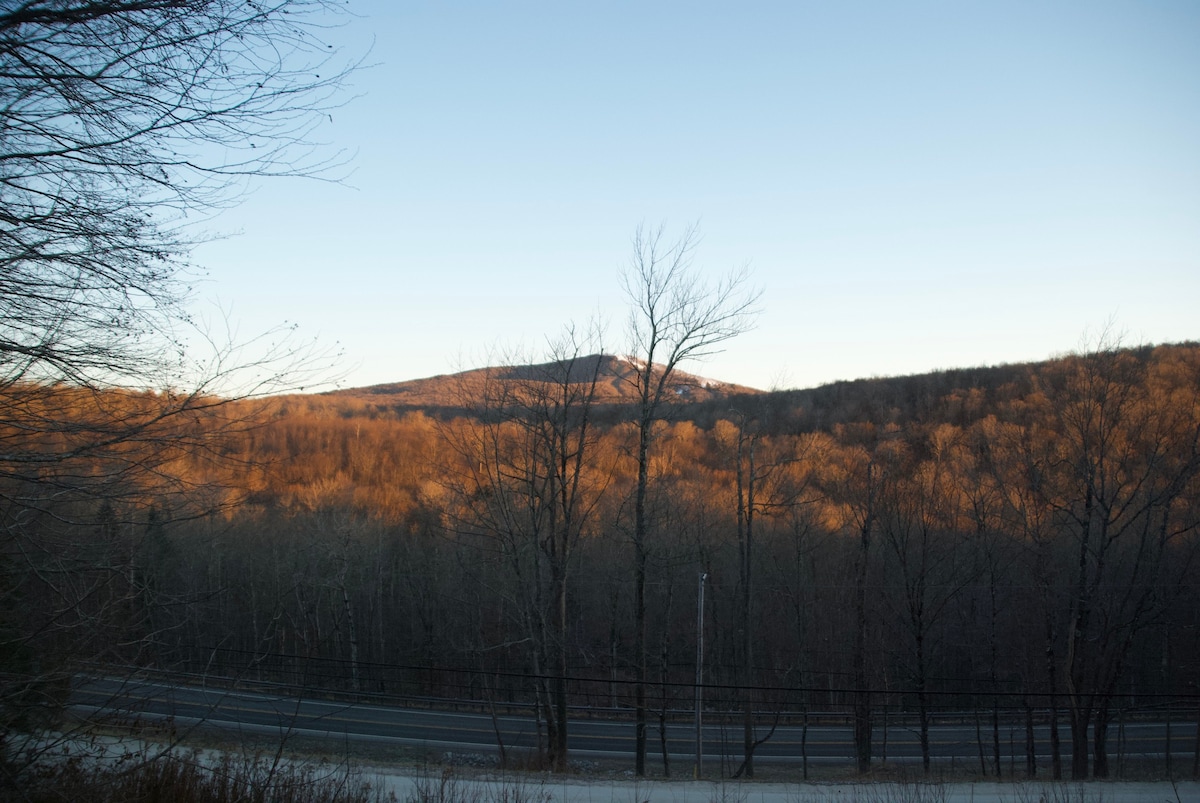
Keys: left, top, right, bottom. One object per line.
{"left": 9, "top": 745, "right": 392, "bottom": 803}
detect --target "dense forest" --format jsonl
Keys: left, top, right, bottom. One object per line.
{"left": 4, "top": 343, "right": 1199, "bottom": 781}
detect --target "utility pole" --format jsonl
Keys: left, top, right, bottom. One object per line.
{"left": 695, "top": 571, "right": 707, "bottom": 778}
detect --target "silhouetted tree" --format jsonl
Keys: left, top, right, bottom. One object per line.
{"left": 442, "top": 328, "right": 610, "bottom": 770}
{"left": 0, "top": 0, "right": 353, "bottom": 778}
{"left": 621, "top": 223, "right": 759, "bottom": 775}
{"left": 1036, "top": 343, "right": 1200, "bottom": 778}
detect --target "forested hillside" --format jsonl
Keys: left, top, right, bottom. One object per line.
{"left": 4, "top": 343, "right": 1200, "bottom": 780}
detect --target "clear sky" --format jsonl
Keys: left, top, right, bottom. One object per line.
{"left": 191, "top": 1, "right": 1200, "bottom": 392}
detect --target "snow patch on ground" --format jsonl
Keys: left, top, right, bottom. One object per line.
{"left": 16, "top": 732, "right": 1197, "bottom": 803}
{"left": 375, "top": 768, "right": 1197, "bottom": 803}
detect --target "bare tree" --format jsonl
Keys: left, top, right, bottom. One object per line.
{"left": 877, "top": 425, "right": 979, "bottom": 775}
{"left": 1035, "top": 343, "right": 1200, "bottom": 779}
{"left": 0, "top": 0, "right": 355, "bottom": 778}
{"left": 1, "top": 0, "right": 355, "bottom": 387}
{"left": 819, "top": 424, "right": 902, "bottom": 774}
{"left": 621, "top": 223, "right": 759, "bottom": 775}
{"left": 441, "top": 327, "right": 611, "bottom": 771}
{"left": 720, "top": 411, "right": 812, "bottom": 779}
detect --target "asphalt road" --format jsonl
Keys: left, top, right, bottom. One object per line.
{"left": 70, "top": 676, "right": 1194, "bottom": 769}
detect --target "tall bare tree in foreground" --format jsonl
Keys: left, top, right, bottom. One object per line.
{"left": 621, "top": 223, "right": 759, "bottom": 775}
{"left": 0, "top": 0, "right": 353, "bottom": 777}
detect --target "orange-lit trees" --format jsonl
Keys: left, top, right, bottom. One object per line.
{"left": 979, "top": 343, "right": 1200, "bottom": 780}
{"left": 978, "top": 401, "right": 1070, "bottom": 778}
{"left": 760, "top": 431, "right": 832, "bottom": 778}
{"left": 1032, "top": 344, "right": 1200, "bottom": 778}
{"left": 819, "top": 423, "right": 904, "bottom": 773}
{"left": 877, "top": 423, "right": 978, "bottom": 775}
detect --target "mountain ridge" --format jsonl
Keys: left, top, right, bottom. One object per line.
{"left": 322, "top": 353, "right": 762, "bottom": 408}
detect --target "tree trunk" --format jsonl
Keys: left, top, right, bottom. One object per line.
{"left": 634, "top": 542, "right": 648, "bottom": 776}
{"left": 1045, "top": 610, "right": 1063, "bottom": 779}
{"left": 737, "top": 429, "right": 755, "bottom": 778}
{"left": 1068, "top": 705, "right": 1091, "bottom": 780}
{"left": 552, "top": 573, "right": 569, "bottom": 772}
{"left": 633, "top": 392, "right": 652, "bottom": 777}
{"left": 1023, "top": 702, "right": 1036, "bottom": 777}
{"left": 1093, "top": 704, "right": 1110, "bottom": 778}
{"left": 658, "top": 577, "right": 675, "bottom": 777}
{"left": 975, "top": 709, "right": 987, "bottom": 776}
{"left": 1192, "top": 703, "right": 1199, "bottom": 780}
{"left": 917, "top": 691, "right": 930, "bottom": 774}
{"left": 853, "top": 471, "right": 874, "bottom": 774}
{"left": 801, "top": 710, "right": 811, "bottom": 777}
{"left": 904, "top": 612, "right": 928, "bottom": 775}
{"left": 992, "top": 703, "right": 1002, "bottom": 778}
{"left": 339, "top": 579, "right": 360, "bottom": 693}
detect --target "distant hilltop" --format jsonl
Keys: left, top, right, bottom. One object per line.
{"left": 322, "top": 353, "right": 762, "bottom": 409}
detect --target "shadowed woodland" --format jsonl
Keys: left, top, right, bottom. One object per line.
{"left": 2, "top": 2, "right": 1198, "bottom": 792}
{"left": 5, "top": 343, "right": 1199, "bottom": 780}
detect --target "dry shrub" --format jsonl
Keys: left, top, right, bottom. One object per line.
{"left": 9, "top": 748, "right": 393, "bottom": 803}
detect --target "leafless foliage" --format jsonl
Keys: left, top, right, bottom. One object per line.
{"left": 622, "top": 223, "right": 760, "bottom": 404}
{"left": 621, "top": 222, "right": 760, "bottom": 775}
{"left": 0, "top": 0, "right": 357, "bottom": 776}
{"left": 440, "top": 324, "right": 612, "bottom": 770}
{"left": 1, "top": 0, "right": 356, "bottom": 389}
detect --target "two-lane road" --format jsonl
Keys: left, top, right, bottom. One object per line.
{"left": 70, "top": 676, "right": 1193, "bottom": 768}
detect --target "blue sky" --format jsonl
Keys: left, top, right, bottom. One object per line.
{"left": 192, "top": 1, "right": 1200, "bottom": 392}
